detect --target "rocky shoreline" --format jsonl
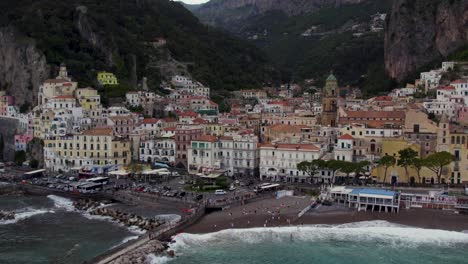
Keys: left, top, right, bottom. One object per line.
{"left": 73, "top": 199, "right": 165, "bottom": 231}
{"left": 0, "top": 210, "right": 15, "bottom": 221}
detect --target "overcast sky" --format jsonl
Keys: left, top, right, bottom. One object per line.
{"left": 177, "top": 0, "right": 209, "bottom": 4}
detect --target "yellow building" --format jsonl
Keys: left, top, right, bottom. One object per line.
{"left": 44, "top": 127, "right": 130, "bottom": 173}
{"left": 204, "top": 123, "right": 228, "bottom": 136}
{"left": 75, "top": 87, "right": 101, "bottom": 110}
{"left": 97, "top": 72, "right": 119, "bottom": 85}
{"left": 373, "top": 138, "right": 425, "bottom": 184}
{"left": 448, "top": 132, "right": 468, "bottom": 184}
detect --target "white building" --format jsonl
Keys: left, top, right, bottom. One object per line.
{"left": 334, "top": 134, "right": 354, "bottom": 162}
{"left": 126, "top": 92, "right": 141, "bottom": 107}
{"left": 259, "top": 143, "right": 323, "bottom": 183}
{"left": 219, "top": 133, "right": 259, "bottom": 177}
{"left": 139, "top": 132, "right": 176, "bottom": 165}
{"left": 187, "top": 135, "right": 220, "bottom": 173}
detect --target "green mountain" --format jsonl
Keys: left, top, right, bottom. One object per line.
{"left": 194, "top": 0, "right": 395, "bottom": 95}
{"left": 0, "top": 0, "right": 277, "bottom": 107}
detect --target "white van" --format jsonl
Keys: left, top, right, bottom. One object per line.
{"left": 215, "top": 190, "right": 227, "bottom": 195}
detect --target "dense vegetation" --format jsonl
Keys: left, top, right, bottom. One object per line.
{"left": 196, "top": 0, "right": 395, "bottom": 95}
{"left": 0, "top": 0, "right": 277, "bottom": 98}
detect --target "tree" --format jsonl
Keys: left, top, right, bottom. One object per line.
{"left": 379, "top": 155, "right": 396, "bottom": 184}
{"left": 30, "top": 159, "right": 39, "bottom": 169}
{"left": 326, "top": 160, "right": 345, "bottom": 185}
{"left": 397, "top": 148, "right": 418, "bottom": 183}
{"left": 128, "top": 163, "right": 144, "bottom": 174}
{"left": 353, "top": 161, "right": 371, "bottom": 183}
{"left": 339, "top": 161, "right": 356, "bottom": 184}
{"left": 0, "top": 135, "right": 4, "bottom": 161}
{"left": 14, "top": 150, "right": 26, "bottom": 166}
{"left": 425, "top": 152, "right": 455, "bottom": 184}
{"left": 297, "top": 159, "right": 326, "bottom": 184}
{"left": 411, "top": 158, "right": 425, "bottom": 184}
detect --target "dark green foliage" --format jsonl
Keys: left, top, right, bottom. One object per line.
{"left": 29, "top": 159, "right": 39, "bottom": 169}
{"left": 224, "top": 0, "right": 394, "bottom": 93}
{"left": 0, "top": 0, "right": 275, "bottom": 95}
{"left": 14, "top": 150, "right": 26, "bottom": 166}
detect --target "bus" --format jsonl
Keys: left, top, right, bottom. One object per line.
{"left": 76, "top": 182, "right": 103, "bottom": 194}
{"left": 23, "top": 169, "right": 46, "bottom": 179}
{"left": 254, "top": 183, "right": 281, "bottom": 193}
{"left": 86, "top": 177, "right": 110, "bottom": 185}
{"left": 0, "top": 162, "right": 4, "bottom": 173}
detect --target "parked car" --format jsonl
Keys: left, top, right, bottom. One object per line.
{"left": 229, "top": 185, "right": 236, "bottom": 191}
{"left": 215, "top": 190, "right": 227, "bottom": 195}
{"left": 195, "top": 194, "right": 203, "bottom": 201}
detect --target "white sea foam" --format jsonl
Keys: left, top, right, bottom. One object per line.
{"left": 47, "top": 195, "right": 75, "bottom": 212}
{"left": 147, "top": 254, "right": 171, "bottom": 264}
{"left": 0, "top": 207, "right": 54, "bottom": 225}
{"left": 170, "top": 221, "right": 468, "bottom": 251}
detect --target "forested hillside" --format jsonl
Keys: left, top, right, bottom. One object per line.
{"left": 0, "top": 0, "right": 277, "bottom": 107}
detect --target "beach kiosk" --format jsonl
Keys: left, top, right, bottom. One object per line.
{"left": 348, "top": 188, "right": 400, "bottom": 213}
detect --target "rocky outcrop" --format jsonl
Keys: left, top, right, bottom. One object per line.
{"left": 195, "top": 0, "right": 366, "bottom": 26}
{"left": 74, "top": 6, "right": 114, "bottom": 66}
{"left": 0, "top": 117, "right": 20, "bottom": 161}
{"left": 0, "top": 211, "right": 15, "bottom": 221}
{"left": 385, "top": 0, "right": 468, "bottom": 81}
{"left": 0, "top": 27, "right": 50, "bottom": 108}
{"left": 74, "top": 199, "right": 165, "bottom": 231}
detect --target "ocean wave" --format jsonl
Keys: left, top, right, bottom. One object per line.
{"left": 171, "top": 221, "right": 468, "bottom": 250}
{"left": 0, "top": 207, "right": 54, "bottom": 225}
{"left": 47, "top": 195, "right": 75, "bottom": 212}
{"left": 147, "top": 254, "right": 171, "bottom": 264}
{"left": 46, "top": 195, "right": 146, "bottom": 235}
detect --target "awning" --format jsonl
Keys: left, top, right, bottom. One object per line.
{"left": 108, "top": 170, "right": 129, "bottom": 176}
{"left": 154, "top": 162, "right": 170, "bottom": 168}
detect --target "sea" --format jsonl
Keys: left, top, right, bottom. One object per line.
{"left": 149, "top": 221, "right": 468, "bottom": 264}
{"left": 0, "top": 194, "right": 143, "bottom": 264}
{"left": 2, "top": 195, "right": 468, "bottom": 264}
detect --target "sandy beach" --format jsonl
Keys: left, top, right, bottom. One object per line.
{"left": 184, "top": 196, "right": 468, "bottom": 233}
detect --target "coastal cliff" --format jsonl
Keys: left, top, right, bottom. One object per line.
{"left": 385, "top": 0, "right": 468, "bottom": 81}
{"left": 0, "top": 27, "right": 49, "bottom": 109}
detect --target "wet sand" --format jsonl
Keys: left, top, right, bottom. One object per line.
{"left": 184, "top": 197, "right": 468, "bottom": 233}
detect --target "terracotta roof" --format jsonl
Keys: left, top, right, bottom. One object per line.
{"left": 82, "top": 127, "right": 113, "bottom": 136}
{"left": 268, "top": 124, "right": 309, "bottom": 133}
{"left": 343, "top": 110, "right": 405, "bottom": 119}
{"left": 259, "top": 143, "right": 320, "bottom": 151}
{"left": 193, "top": 118, "right": 207, "bottom": 124}
{"left": 196, "top": 135, "right": 218, "bottom": 142}
{"left": 374, "top": 96, "right": 392, "bottom": 101}
{"left": 142, "top": 118, "right": 160, "bottom": 124}
{"left": 163, "top": 127, "right": 176, "bottom": 131}
{"left": 439, "top": 85, "right": 455, "bottom": 90}
{"left": 451, "top": 79, "right": 468, "bottom": 84}
{"left": 178, "top": 111, "right": 198, "bottom": 118}
{"left": 220, "top": 136, "right": 233, "bottom": 140}
{"left": 339, "top": 134, "right": 354, "bottom": 140}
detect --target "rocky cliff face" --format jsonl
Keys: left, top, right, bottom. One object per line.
{"left": 0, "top": 27, "right": 49, "bottom": 108}
{"left": 196, "top": 0, "right": 366, "bottom": 25}
{"left": 385, "top": 0, "right": 468, "bottom": 81}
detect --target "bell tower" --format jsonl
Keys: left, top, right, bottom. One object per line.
{"left": 321, "top": 72, "right": 339, "bottom": 127}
